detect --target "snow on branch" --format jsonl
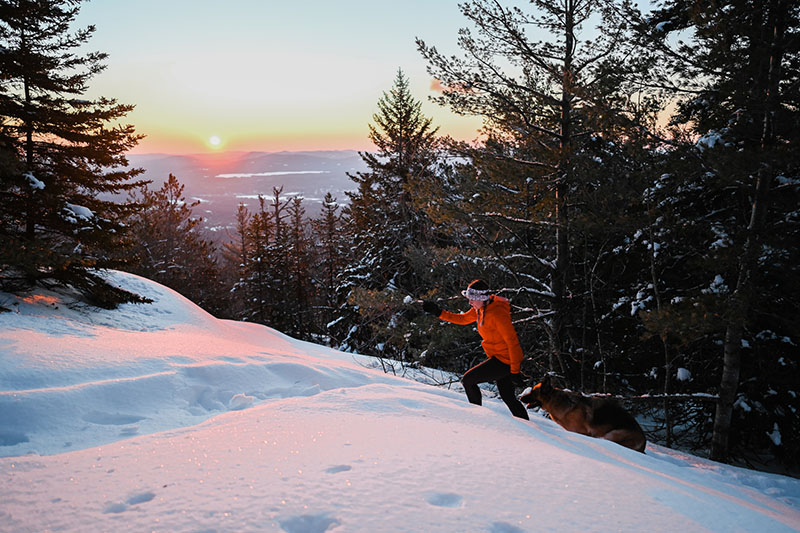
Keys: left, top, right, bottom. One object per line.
{"left": 24, "top": 172, "right": 45, "bottom": 190}
{"left": 62, "top": 203, "right": 96, "bottom": 224}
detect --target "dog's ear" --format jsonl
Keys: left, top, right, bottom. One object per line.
{"left": 542, "top": 374, "right": 552, "bottom": 389}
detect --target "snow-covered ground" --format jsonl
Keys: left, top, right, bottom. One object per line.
{"left": 1, "top": 271, "right": 799, "bottom": 532}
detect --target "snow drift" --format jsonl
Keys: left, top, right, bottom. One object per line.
{"left": 1, "top": 271, "right": 799, "bottom": 532}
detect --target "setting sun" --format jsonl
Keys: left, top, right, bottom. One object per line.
{"left": 208, "top": 135, "right": 222, "bottom": 148}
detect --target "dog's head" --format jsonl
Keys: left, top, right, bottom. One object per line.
{"left": 519, "top": 375, "right": 554, "bottom": 408}
{"left": 520, "top": 382, "right": 542, "bottom": 408}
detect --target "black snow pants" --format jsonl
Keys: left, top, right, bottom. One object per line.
{"left": 461, "top": 357, "right": 529, "bottom": 420}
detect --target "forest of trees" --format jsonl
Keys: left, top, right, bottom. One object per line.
{"left": 1, "top": 0, "right": 797, "bottom": 474}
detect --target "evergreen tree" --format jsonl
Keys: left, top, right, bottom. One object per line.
{"left": 227, "top": 188, "right": 297, "bottom": 331}
{"left": 285, "top": 195, "right": 314, "bottom": 338}
{"left": 310, "top": 192, "right": 351, "bottom": 344}
{"left": 359, "top": 69, "right": 439, "bottom": 241}
{"left": 220, "top": 203, "right": 251, "bottom": 319}
{"left": 263, "top": 187, "right": 291, "bottom": 331}
{"left": 241, "top": 195, "right": 275, "bottom": 325}
{"left": 339, "top": 69, "right": 439, "bottom": 356}
{"left": 0, "top": 0, "right": 146, "bottom": 306}
{"left": 635, "top": 0, "right": 800, "bottom": 465}
{"left": 126, "top": 174, "right": 222, "bottom": 314}
{"left": 224, "top": 193, "right": 344, "bottom": 341}
{"left": 417, "top": 0, "right": 654, "bottom": 383}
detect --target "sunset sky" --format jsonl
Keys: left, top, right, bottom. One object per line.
{"left": 74, "top": 0, "right": 485, "bottom": 155}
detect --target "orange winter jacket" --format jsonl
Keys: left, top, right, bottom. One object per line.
{"left": 438, "top": 296, "right": 524, "bottom": 373}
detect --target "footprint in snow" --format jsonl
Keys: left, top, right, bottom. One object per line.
{"left": 127, "top": 491, "right": 155, "bottom": 505}
{"left": 425, "top": 491, "right": 463, "bottom": 508}
{"left": 102, "top": 491, "right": 156, "bottom": 514}
{"left": 324, "top": 465, "right": 352, "bottom": 474}
{"left": 102, "top": 502, "right": 127, "bottom": 514}
{"left": 490, "top": 522, "right": 525, "bottom": 533}
{"left": 278, "top": 513, "right": 340, "bottom": 533}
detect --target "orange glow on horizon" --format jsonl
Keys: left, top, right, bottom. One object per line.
{"left": 128, "top": 115, "right": 483, "bottom": 156}
{"left": 129, "top": 130, "right": 378, "bottom": 155}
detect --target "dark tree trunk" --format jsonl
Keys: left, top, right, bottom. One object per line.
{"left": 711, "top": 0, "right": 786, "bottom": 461}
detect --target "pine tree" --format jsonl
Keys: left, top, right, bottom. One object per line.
{"left": 311, "top": 193, "right": 348, "bottom": 333}
{"left": 228, "top": 188, "right": 296, "bottom": 330}
{"left": 126, "top": 174, "right": 222, "bottom": 313}
{"left": 263, "top": 187, "right": 291, "bottom": 331}
{"left": 346, "top": 69, "right": 439, "bottom": 269}
{"left": 634, "top": 0, "right": 800, "bottom": 464}
{"left": 242, "top": 195, "right": 275, "bottom": 325}
{"left": 340, "top": 69, "right": 439, "bottom": 356}
{"left": 285, "top": 195, "right": 314, "bottom": 338}
{"left": 221, "top": 203, "right": 251, "bottom": 319}
{"left": 0, "top": 0, "right": 146, "bottom": 306}
{"left": 417, "top": 0, "right": 653, "bottom": 383}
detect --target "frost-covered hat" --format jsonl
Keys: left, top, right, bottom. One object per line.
{"left": 461, "top": 279, "right": 491, "bottom": 301}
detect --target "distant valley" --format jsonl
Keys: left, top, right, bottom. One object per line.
{"left": 127, "top": 150, "right": 367, "bottom": 240}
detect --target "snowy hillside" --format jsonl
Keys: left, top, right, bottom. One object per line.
{"left": 1, "top": 272, "right": 799, "bottom": 532}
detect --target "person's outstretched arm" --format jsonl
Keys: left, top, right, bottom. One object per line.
{"left": 438, "top": 306, "right": 478, "bottom": 325}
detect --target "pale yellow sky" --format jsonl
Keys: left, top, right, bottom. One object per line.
{"left": 75, "top": 0, "right": 485, "bottom": 154}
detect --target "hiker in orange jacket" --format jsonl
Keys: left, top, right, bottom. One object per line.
{"left": 423, "top": 279, "right": 529, "bottom": 420}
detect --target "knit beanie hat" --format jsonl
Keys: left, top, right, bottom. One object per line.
{"left": 461, "top": 279, "right": 491, "bottom": 301}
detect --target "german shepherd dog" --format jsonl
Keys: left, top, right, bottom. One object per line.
{"left": 520, "top": 376, "right": 647, "bottom": 453}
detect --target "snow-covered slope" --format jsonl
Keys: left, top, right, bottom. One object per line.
{"left": 1, "top": 271, "right": 799, "bottom": 532}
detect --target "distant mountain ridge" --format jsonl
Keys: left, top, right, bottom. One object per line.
{"left": 127, "top": 150, "right": 367, "bottom": 237}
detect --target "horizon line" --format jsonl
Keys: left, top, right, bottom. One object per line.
{"left": 126, "top": 148, "right": 366, "bottom": 158}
